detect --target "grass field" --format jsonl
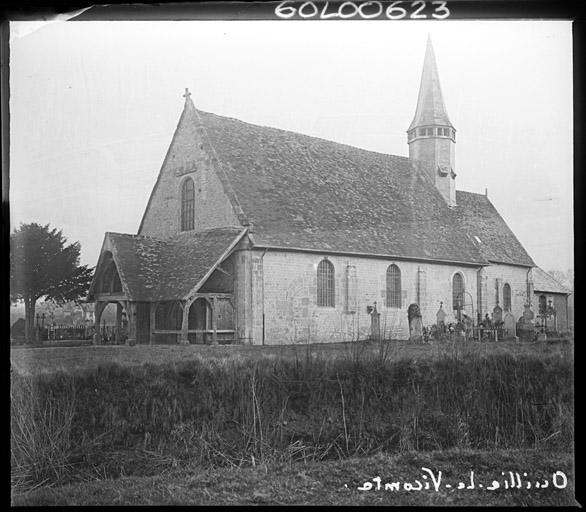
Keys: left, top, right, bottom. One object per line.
{"left": 10, "top": 338, "right": 571, "bottom": 375}
{"left": 12, "top": 448, "right": 576, "bottom": 506}
{"left": 11, "top": 339, "right": 574, "bottom": 506}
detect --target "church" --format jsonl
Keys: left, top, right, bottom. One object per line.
{"left": 87, "top": 37, "right": 540, "bottom": 345}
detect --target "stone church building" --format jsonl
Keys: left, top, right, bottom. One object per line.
{"left": 88, "top": 37, "right": 539, "bottom": 345}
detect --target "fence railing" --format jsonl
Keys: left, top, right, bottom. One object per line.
{"left": 36, "top": 324, "right": 95, "bottom": 341}
{"left": 36, "top": 323, "right": 124, "bottom": 341}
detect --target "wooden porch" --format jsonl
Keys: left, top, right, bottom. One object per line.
{"left": 93, "top": 292, "right": 235, "bottom": 345}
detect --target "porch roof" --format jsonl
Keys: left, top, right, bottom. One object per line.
{"left": 98, "top": 227, "right": 245, "bottom": 302}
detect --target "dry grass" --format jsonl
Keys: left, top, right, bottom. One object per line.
{"left": 10, "top": 339, "right": 571, "bottom": 376}
{"left": 11, "top": 338, "right": 573, "bottom": 503}
{"left": 12, "top": 448, "right": 576, "bottom": 506}
{"left": 10, "top": 375, "right": 77, "bottom": 492}
{"left": 11, "top": 344, "right": 573, "bottom": 493}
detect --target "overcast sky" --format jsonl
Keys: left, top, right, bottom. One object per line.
{"left": 9, "top": 19, "right": 573, "bottom": 272}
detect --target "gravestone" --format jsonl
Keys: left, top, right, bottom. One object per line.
{"left": 519, "top": 305, "right": 535, "bottom": 342}
{"left": 370, "top": 302, "right": 381, "bottom": 342}
{"left": 408, "top": 303, "right": 423, "bottom": 343}
{"left": 436, "top": 302, "right": 446, "bottom": 333}
{"left": 493, "top": 305, "right": 503, "bottom": 324}
{"left": 503, "top": 312, "right": 516, "bottom": 340}
{"left": 11, "top": 318, "right": 25, "bottom": 339}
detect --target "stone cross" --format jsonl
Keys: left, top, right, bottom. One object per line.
{"left": 183, "top": 88, "right": 191, "bottom": 99}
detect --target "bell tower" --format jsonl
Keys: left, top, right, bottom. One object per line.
{"left": 407, "top": 36, "right": 457, "bottom": 207}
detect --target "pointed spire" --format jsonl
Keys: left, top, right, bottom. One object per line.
{"left": 408, "top": 35, "right": 452, "bottom": 131}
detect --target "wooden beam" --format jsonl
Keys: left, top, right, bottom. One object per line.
{"left": 183, "top": 228, "right": 248, "bottom": 299}
{"left": 211, "top": 297, "right": 218, "bottom": 345}
{"left": 149, "top": 302, "right": 158, "bottom": 345}
{"left": 180, "top": 300, "right": 190, "bottom": 345}
{"left": 115, "top": 302, "right": 123, "bottom": 343}
{"left": 126, "top": 301, "right": 137, "bottom": 346}
{"left": 94, "top": 293, "right": 127, "bottom": 302}
{"left": 93, "top": 301, "right": 107, "bottom": 345}
{"left": 191, "top": 292, "right": 234, "bottom": 300}
{"left": 152, "top": 329, "right": 236, "bottom": 334}
{"left": 215, "top": 265, "right": 233, "bottom": 278}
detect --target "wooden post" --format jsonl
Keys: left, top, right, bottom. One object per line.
{"left": 211, "top": 297, "right": 218, "bottom": 345}
{"left": 93, "top": 301, "right": 107, "bottom": 345}
{"left": 115, "top": 302, "right": 123, "bottom": 343}
{"left": 126, "top": 301, "right": 137, "bottom": 346}
{"left": 150, "top": 302, "right": 158, "bottom": 345}
{"left": 180, "top": 300, "right": 190, "bottom": 345}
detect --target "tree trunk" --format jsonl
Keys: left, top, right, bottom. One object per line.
{"left": 24, "top": 296, "right": 36, "bottom": 344}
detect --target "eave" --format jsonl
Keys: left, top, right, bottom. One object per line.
{"left": 249, "top": 242, "right": 489, "bottom": 268}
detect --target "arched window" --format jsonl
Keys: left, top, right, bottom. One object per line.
{"left": 503, "top": 283, "right": 512, "bottom": 312}
{"left": 386, "top": 264, "right": 401, "bottom": 308}
{"left": 317, "top": 259, "right": 335, "bottom": 307}
{"left": 452, "top": 273, "right": 465, "bottom": 311}
{"left": 181, "top": 178, "right": 195, "bottom": 231}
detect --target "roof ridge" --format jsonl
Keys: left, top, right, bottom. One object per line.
{"left": 456, "top": 190, "right": 488, "bottom": 198}
{"left": 106, "top": 231, "right": 165, "bottom": 240}
{"left": 197, "top": 109, "right": 411, "bottom": 161}
{"left": 173, "top": 226, "right": 243, "bottom": 235}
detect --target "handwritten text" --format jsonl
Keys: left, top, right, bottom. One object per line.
{"left": 275, "top": 1, "right": 450, "bottom": 20}
{"left": 356, "top": 468, "right": 569, "bottom": 492}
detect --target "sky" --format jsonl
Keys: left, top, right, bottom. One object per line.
{"left": 9, "top": 19, "right": 573, "bottom": 272}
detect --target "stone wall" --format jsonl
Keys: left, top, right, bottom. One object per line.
{"left": 533, "top": 291, "right": 571, "bottom": 332}
{"left": 481, "top": 263, "right": 531, "bottom": 320}
{"left": 139, "top": 107, "right": 240, "bottom": 239}
{"left": 409, "top": 136, "right": 455, "bottom": 205}
{"left": 241, "top": 249, "right": 481, "bottom": 345}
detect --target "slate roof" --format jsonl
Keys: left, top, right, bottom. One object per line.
{"left": 195, "top": 107, "right": 531, "bottom": 266}
{"left": 102, "top": 228, "right": 244, "bottom": 301}
{"left": 454, "top": 191, "right": 535, "bottom": 267}
{"left": 532, "top": 267, "right": 572, "bottom": 294}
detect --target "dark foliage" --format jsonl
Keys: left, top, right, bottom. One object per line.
{"left": 10, "top": 223, "right": 94, "bottom": 342}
